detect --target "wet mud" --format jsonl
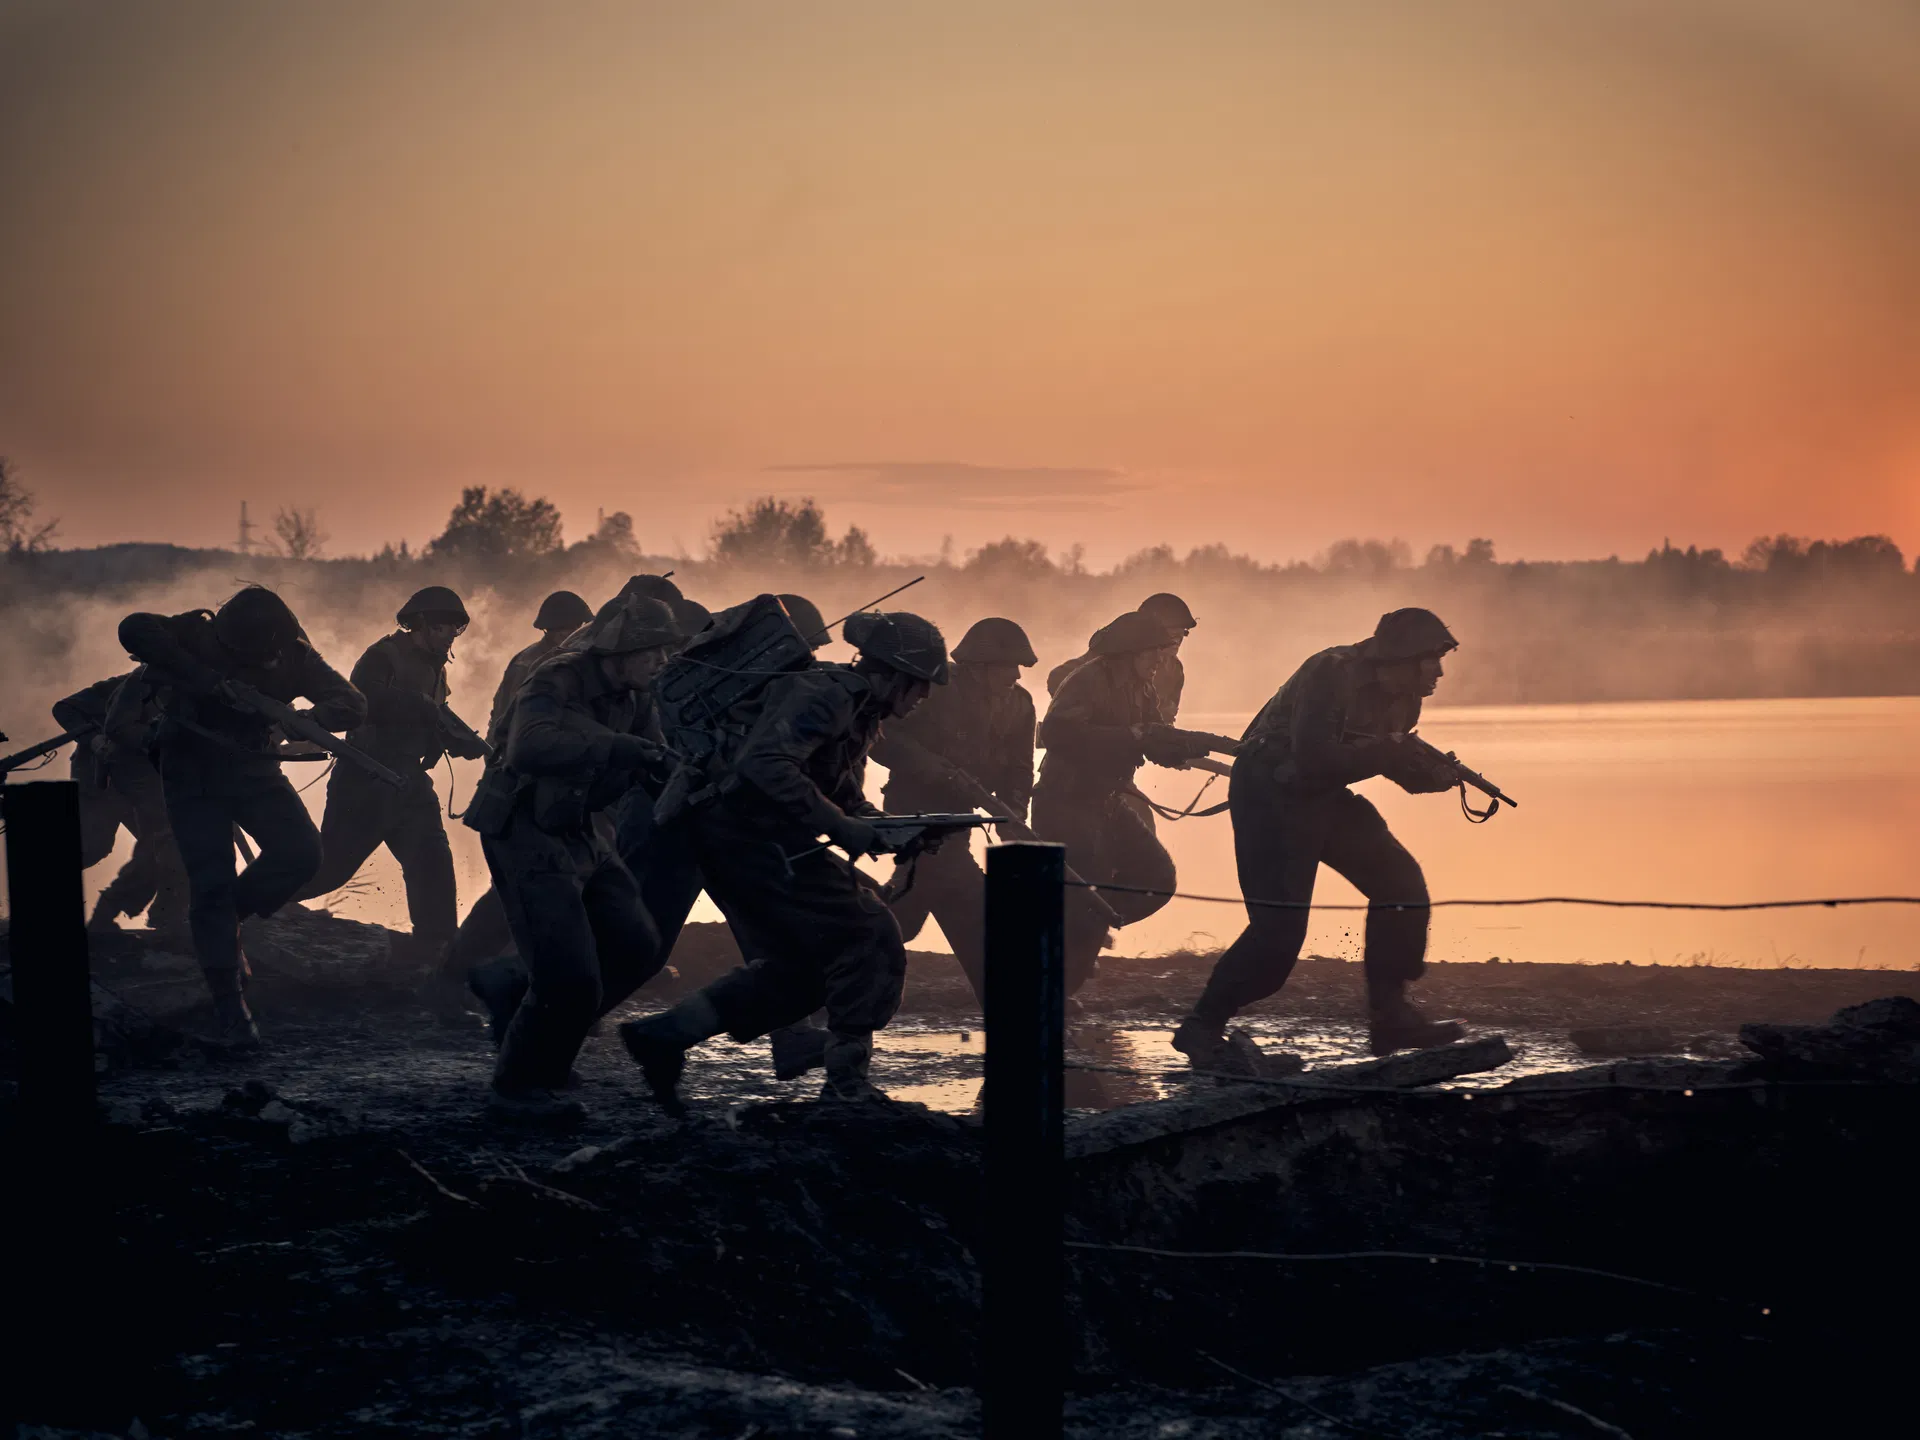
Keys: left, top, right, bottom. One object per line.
{"left": 5, "top": 908, "right": 1918, "bottom": 1436}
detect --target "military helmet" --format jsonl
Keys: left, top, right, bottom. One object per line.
{"left": 952, "top": 617, "right": 1038, "bottom": 666}
{"left": 844, "top": 610, "right": 950, "bottom": 683}
{"left": 1370, "top": 607, "right": 1458, "bottom": 660}
{"left": 618, "top": 573, "right": 683, "bottom": 606}
{"left": 777, "top": 594, "right": 829, "bottom": 650}
{"left": 396, "top": 585, "right": 469, "bottom": 628}
{"left": 573, "top": 595, "right": 683, "bottom": 656}
{"left": 1089, "top": 610, "right": 1176, "bottom": 656}
{"left": 671, "top": 597, "right": 713, "bottom": 637}
{"left": 213, "top": 587, "right": 302, "bottom": 664}
{"left": 533, "top": 590, "right": 593, "bottom": 631}
{"left": 1139, "top": 592, "right": 1197, "bottom": 632}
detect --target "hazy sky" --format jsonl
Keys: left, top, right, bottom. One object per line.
{"left": 3, "top": 0, "right": 1917, "bottom": 565}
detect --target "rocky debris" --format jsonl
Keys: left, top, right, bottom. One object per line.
{"left": 1067, "top": 1036, "right": 1513, "bottom": 1160}
{"left": 1740, "top": 995, "right": 1920, "bottom": 1082}
{"left": 1502, "top": 1057, "right": 1742, "bottom": 1091}
{"left": 241, "top": 906, "right": 421, "bottom": 992}
{"left": 220, "top": 1078, "right": 364, "bottom": 1145}
{"left": 0, "top": 965, "right": 199, "bottom": 1070}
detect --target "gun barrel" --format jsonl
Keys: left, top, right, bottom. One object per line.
{"left": 227, "top": 682, "right": 405, "bottom": 788}
{"left": 0, "top": 725, "right": 96, "bottom": 775}
{"left": 1448, "top": 756, "right": 1517, "bottom": 807}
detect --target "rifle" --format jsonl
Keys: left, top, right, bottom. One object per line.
{"left": 0, "top": 725, "right": 96, "bottom": 776}
{"left": 1141, "top": 723, "right": 1240, "bottom": 769}
{"left": 221, "top": 680, "right": 405, "bottom": 788}
{"left": 780, "top": 811, "right": 995, "bottom": 872}
{"left": 435, "top": 702, "right": 493, "bottom": 762}
{"left": 1173, "top": 755, "right": 1234, "bottom": 779}
{"left": 897, "top": 755, "right": 1124, "bottom": 923}
{"left": 1358, "top": 729, "right": 1517, "bottom": 820}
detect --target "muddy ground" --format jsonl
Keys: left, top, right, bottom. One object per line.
{"left": 5, "top": 908, "right": 1918, "bottom": 1437}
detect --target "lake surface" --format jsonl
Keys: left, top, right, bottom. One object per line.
{"left": 66, "top": 695, "right": 1920, "bottom": 971}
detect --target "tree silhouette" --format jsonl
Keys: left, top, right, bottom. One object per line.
{"left": 428, "top": 487, "right": 563, "bottom": 560}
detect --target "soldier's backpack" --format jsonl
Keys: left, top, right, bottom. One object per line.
{"left": 654, "top": 594, "right": 814, "bottom": 764}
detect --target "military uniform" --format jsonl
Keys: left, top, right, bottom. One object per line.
{"left": 118, "top": 593, "right": 366, "bottom": 1028}
{"left": 872, "top": 619, "right": 1037, "bottom": 1001}
{"left": 1032, "top": 644, "right": 1179, "bottom": 992}
{"left": 485, "top": 590, "right": 594, "bottom": 743}
{"left": 1179, "top": 608, "right": 1465, "bottom": 1059}
{"left": 1046, "top": 592, "right": 1196, "bottom": 722}
{"left": 466, "top": 596, "right": 680, "bottom": 1107}
{"left": 621, "top": 609, "right": 948, "bottom": 1105}
{"left": 53, "top": 669, "right": 188, "bottom": 936}
{"left": 295, "top": 626, "right": 487, "bottom": 958}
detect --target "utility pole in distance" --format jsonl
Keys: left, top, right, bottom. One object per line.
{"left": 981, "top": 841, "right": 1067, "bottom": 1439}
{"left": 238, "top": 500, "right": 255, "bottom": 556}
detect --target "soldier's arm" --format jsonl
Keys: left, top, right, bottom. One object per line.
{"left": 486, "top": 655, "right": 528, "bottom": 741}
{"left": 1158, "top": 654, "right": 1185, "bottom": 723}
{"left": 1286, "top": 663, "right": 1393, "bottom": 787}
{"left": 49, "top": 673, "right": 119, "bottom": 734}
{"left": 734, "top": 676, "right": 867, "bottom": 831}
{"left": 503, "top": 670, "right": 653, "bottom": 778}
{"left": 870, "top": 725, "right": 957, "bottom": 785}
{"left": 100, "top": 669, "right": 155, "bottom": 749}
{"left": 350, "top": 644, "right": 439, "bottom": 730}
{"left": 118, "top": 612, "right": 222, "bottom": 694}
{"left": 290, "top": 643, "right": 369, "bottom": 732}
{"left": 1038, "top": 673, "right": 1142, "bottom": 771}
{"left": 997, "top": 687, "right": 1037, "bottom": 813}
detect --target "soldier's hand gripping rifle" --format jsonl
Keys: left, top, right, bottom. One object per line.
{"left": 1139, "top": 723, "right": 1240, "bottom": 770}
{"left": 435, "top": 702, "right": 493, "bottom": 763}
{"left": 1361, "top": 729, "right": 1517, "bottom": 821}
{"left": 0, "top": 724, "right": 97, "bottom": 776}
{"left": 906, "top": 753, "right": 1124, "bottom": 924}
{"left": 220, "top": 679, "right": 405, "bottom": 788}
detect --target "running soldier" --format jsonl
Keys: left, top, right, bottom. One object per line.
{"left": 1047, "top": 591, "right": 1197, "bottom": 722}
{"left": 619, "top": 611, "right": 948, "bottom": 1107}
{"left": 295, "top": 586, "right": 489, "bottom": 974}
{"left": 1032, "top": 610, "right": 1222, "bottom": 993}
{"left": 872, "top": 616, "right": 1037, "bottom": 1003}
{"left": 1172, "top": 608, "right": 1467, "bottom": 1064}
{"left": 118, "top": 588, "right": 367, "bottom": 1047}
{"left": 462, "top": 594, "right": 685, "bottom": 1124}
{"left": 487, "top": 590, "right": 593, "bottom": 742}
{"left": 54, "top": 668, "right": 189, "bottom": 944}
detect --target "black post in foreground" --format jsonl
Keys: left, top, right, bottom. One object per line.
{"left": 5, "top": 779, "right": 96, "bottom": 1134}
{"left": 982, "top": 841, "right": 1066, "bottom": 1439}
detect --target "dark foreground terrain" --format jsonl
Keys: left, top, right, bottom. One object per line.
{"left": 5, "top": 909, "right": 1919, "bottom": 1437}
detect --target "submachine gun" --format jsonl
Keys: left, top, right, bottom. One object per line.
{"left": 219, "top": 680, "right": 405, "bottom": 788}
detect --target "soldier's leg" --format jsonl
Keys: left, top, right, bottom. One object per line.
{"left": 382, "top": 773, "right": 460, "bottom": 957}
{"left": 484, "top": 830, "right": 602, "bottom": 1099}
{"left": 1031, "top": 790, "right": 1114, "bottom": 996}
{"left": 584, "top": 854, "right": 662, "bottom": 1020}
{"left": 1318, "top": 792, "right": 1458, "bottom": 1054}
{"left": 1178, "top": 773, "right": 1332, "bottom": 1050}
{"left": 229, "top": 775, "right": 326, "bottom": 922}
{"left": 292, "top": 771, "right": 390, "bottom": 904}
{"left": 89, "top": 789, "right": 154, "bottom": 929}
{"left": 818, "top": 868, "right": 910, "bottom": 1099}
{"left": 164, "top": 788, "right": 260, "bottom": 1047}
{"left": 910, "top": 842, "right": 987, "bottom": 1003}
{"left": 118, "top": 761, "right": 190, "bottom": 935}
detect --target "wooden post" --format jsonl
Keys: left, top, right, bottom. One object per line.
{"left": 982, "top": 841, "right": 1066, "bottom": 1439}
{"left": 5, "top": 779, "right": 96, "bottom": 1134}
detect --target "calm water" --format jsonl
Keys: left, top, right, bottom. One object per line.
{"left": 75, "top": 695, "right": 1920, "bottom": 971}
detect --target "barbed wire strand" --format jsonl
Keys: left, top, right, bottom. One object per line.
{"left": 1065, "top": 877, "right": 1920, "bottom": 912}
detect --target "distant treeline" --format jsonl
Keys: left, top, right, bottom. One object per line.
{"left": 4, "top": 487, "right": 1920, "bottom": 711}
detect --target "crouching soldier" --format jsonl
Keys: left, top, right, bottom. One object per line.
{"left": 462, "top": 594, "right": 684, "bottom": 1125}
{"left": 118, "top": 588, "right": 367, "bottom": 1048}
{"left": 295, "top": 586, "right": 490, "bottom": 976}
{"left": 1173, "top": 608, "right": 1467, "bottom": 1065}
{"left": 619, "top": 611, "right": 947, "bottom": 1108}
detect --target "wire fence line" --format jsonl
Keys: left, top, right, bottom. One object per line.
{"left": 1065, "top": 877, "right": 1920, "bottom": 913}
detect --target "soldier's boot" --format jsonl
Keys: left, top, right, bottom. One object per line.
{"left": 821, "top": 1030, "right": 887, "bottom": 1103}
{"left": 203, "top": 968, "right": 262, "bottom": 1054}
{"left": 486, "top": 1084, "right": 586, "bottom": 1127}
{"left": 769, "top": 1021, "right": 831, "bottom": 1080}
{"left": 1171, "top": 1014, "right": 1241, "bottom": 1073}
{"left": 618, "top": 994, "right": 724, "bottom": 1116}
{"left": 467, "top": 958, "right": 530, "bottom": 1047}
{"left": 1367, "top": 987, "right": 1465, "bottom": 1057}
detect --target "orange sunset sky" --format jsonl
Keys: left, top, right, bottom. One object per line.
{"left": 2, "top": 0, "right": 1917, "bottom": 566}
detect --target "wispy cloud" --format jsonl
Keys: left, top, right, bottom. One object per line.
{"left": 765, "top": 461, "right": 1139, "bottom": 511}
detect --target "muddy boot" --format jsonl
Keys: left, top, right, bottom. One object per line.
{"left": 1367, "top": 989, "right": 1465, "bottom": 1057}
{"left": 1171, "top": 1014, "right": 1237, "bottom": 1072}
{"left": 618, "top": 994, "right": 723, "bottom": 1116}
{"left": 468, "top": 958, "right": 530, "bottom": 1048}
{"left": 486, "top": 1083, "right": 586, "bottom": 1128}
{"left": 769, "top": 1022, "right": 830, "bottom": 1081}
{"left": 1225, "top": 1028, "right": 1306, "bottom": 1079}
{"left": 204, "top": 969, "right": 262, "bottom": 1054}
{"left": 821, "top": 1030, "right": 886, "bottom": 1103}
